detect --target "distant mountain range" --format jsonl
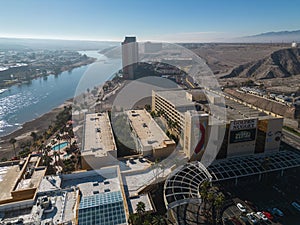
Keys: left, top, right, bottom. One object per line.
{"left": 0, "top": 37, "right": 118, "bottom": 50}
{"left": 221, "top": 48, "right": 300, "bottom": 79}
{"left": 237, "top": 30, "right": 300, "bottom": 43}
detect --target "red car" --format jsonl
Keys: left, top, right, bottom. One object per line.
{"left": 262, "top": 211, "right": 273, "bottom": 220}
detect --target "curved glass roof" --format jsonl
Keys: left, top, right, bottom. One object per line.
{"left": 208, "top": 150, "right": 300, "bottom": 182}
{"left": 164, "top": 161, "right": 211, "bottom": 209}
{"left": 164, "top": 150, "right": 300, "bottom": 224}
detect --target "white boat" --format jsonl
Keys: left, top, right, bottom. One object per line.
{"left": 0, "top": 89, "right": 7, "bottom": 94}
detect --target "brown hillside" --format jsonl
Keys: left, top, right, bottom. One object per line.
{"left": 222, "top": 48, "right": 300, "bottom": 79}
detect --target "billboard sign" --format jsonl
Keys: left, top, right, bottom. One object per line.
{"left": 230, "top": 118, "right": 257, "bottom": 131}
{"left": 229, "top": 119, "right": 257, "bottom": 144}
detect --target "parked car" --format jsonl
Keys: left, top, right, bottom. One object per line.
{"left": 291, "top": 201, "right": 300, "bottom": 211}
{"left": 272, "top": 208, "right": 284, "bottom": 217}
{"left": 239, "top": 215, "right": 251, "bottom": 225}
{"left": 230, "top": 217, "right": 242, "bottom": 225}
{"left": 262, "top": 211, "right": 273, "bottom": 220}
{"left": 237, "top": 203, "right": 247, "bottom": 212}
{"left": 256, "top": 212, "right": 268, "bottom": 221}
{"left": 246, "top": 213, "right": 258, "bottom": 224}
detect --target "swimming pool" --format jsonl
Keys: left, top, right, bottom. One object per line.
{"left": 52, "top": 142, "right": 68, "bottom": 151}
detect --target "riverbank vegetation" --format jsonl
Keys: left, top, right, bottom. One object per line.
{"left": 1, "top": 105, "right": 81, "bottom": 174}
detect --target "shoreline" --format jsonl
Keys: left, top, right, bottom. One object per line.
{"left": 0, "top": 99, "right": 73, "bottom": 159}
{"left": 0, "top": 51, "right": 110, "bottom": 159}
{"left": 0, "top": 57, "right": 96, "bottom": 89}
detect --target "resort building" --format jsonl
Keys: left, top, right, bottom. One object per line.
{"left": 214, "top": 96, "right": 283, "bottom": 159}
{"left": 183, "top": 110, "right": 209, "bottom": 160}
{"left": 0, "top": 154, "right": 46, "bottom": 213}
{"left": 126, "top": 109, "right": 176, "bottom": 158}
{"left": 0, "top": 166, "right": 129, "bottom": 225}
{"left": 81, "top": 113, "right": 118, "bottom": 170}
{"left": 159, "top": 89, "right": 296, "bottom": 224}
{"left": 152, "top": 88, "right": 284, "bottom": 161}
{"left": 152, "top": 89, "right": 196, "bottom": 131}
{"left": 63, "top": 166, "right": 128, "bottom": 225}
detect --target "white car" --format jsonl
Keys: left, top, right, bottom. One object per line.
{"left": 237, "top": 203, "right": 247, "bottom": 212}
{"left": 256, "top": 211, "right": 268, "bottom": 221}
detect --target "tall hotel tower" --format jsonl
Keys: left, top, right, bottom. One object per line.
{"left": 121, "top": 36, "right": 138, "bottom": 80}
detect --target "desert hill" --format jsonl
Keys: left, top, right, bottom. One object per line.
{"left": 221, "top": 48, "right": 300, "bottom": 79}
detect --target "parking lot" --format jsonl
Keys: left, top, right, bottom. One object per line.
{"left": 220, "top": 170, "right": 300, "bottom": 225}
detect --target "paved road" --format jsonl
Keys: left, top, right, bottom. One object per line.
{"left": 282, "top": 130, "right": 300, "bottom": 150}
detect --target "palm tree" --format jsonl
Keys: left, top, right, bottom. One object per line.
{"left": 144, "top": 104, "right": 151, "bottom": 111}
{"left": 200, "top": 180, "right": 210, "bottom": 213}
{"left": 38, "top": 141, "right": 45, "bottom": 154}
{"left": 42, "top": 146, "right": 53, "bottom": 167}
{"left": 9, "top": 138, "right": 17, "bottom": 158}
{"left": 136, "top": 201, "right": 146, "bottom": 215}
{"left": 56, "top": 134, "right": 61, "bottom": 151}
{"left": 30, "top": 131, "right": 38, "bottom": 142}
{"left": 128, "top": 214, "right": 138, "bottom": 225}
{"left": 214, "top": 193, "right": 225, "bottom": 225}
{"left": 152, "top": 215, "right": 166, "bottom": 225}
{"left": 207, "top": 191, "right": 215, "bottom": 224}
{"left": 53, "top": 151, "right": 58, "bottom": 167}
{"left": 30, "top": 132, "right": 38, "bottom": 151}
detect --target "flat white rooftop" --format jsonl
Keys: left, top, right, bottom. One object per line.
{"left": 127, "top": 110, "right": 175, "bottom": 150}
{"left": 130, "top": 194, "right": 153, "bottom": 213}
{"left": 83, "top": 113, "right": 116, "bottom": 157}
{"left": 154, "top": 89, "right": 195, "bottom": 108}
{"left": 0, "top": 164, "right": 20, "bottom": 202}
{"left": 122, "top": 152, "right": 188, "bottom": 196}
{"left": 38, "top": 175, "right": 62, "bottom": 192}
{"left": 62, "top": 167, "right": 122, "bottom": 198}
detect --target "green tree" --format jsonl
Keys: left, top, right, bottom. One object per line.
{"left": 144, "top": 104, "right": 151, "bottom": 111}
{"left": 152, "top": 215, "right": 166, "bottom": 225}
{"left": 136, "top": 201, "right": 146, "bottom": 215}
{"left": 214, "top": 193, "right": 225, "bottom": 224}
{"left": 42, "top": 146, "right": 53, "bottom": 167}
{"left": 199, "top": 180, "right": 210, "bottom": 213}
{"left": 207, "top": 191, "right": 215, "bottom": 224}
{"left": 30, "top": 131, "right": 38, "bottom": 142}
{"left": 53, "top": 151, "right": 58, "bottom": 166}
{"left": 150, "top": 111, "right": 156, "bottom": 118}
{"left": 128, "top": 213, "right": 138, "bottom": 225}
{"left": 56, "top": 134, "right": 62, "bottom": 151}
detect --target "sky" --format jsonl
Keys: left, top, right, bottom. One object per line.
{"left": 0, "top": 0, "right": 300, "bottom": 42}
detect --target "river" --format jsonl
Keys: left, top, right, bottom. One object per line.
{"left": 0, "top": 50, "right": 121, "bottom": 137}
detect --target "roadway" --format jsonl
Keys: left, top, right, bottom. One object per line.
{"left": 282, "top": 130, "right": 300, "bottom": 150}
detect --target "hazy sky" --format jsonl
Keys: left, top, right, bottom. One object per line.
{"left": 1, "top": 0, "right": 300, "bottom": 42}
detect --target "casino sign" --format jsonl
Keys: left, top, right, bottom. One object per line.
{"left": 229, "top": 119, "right": 257, "bottom": 144}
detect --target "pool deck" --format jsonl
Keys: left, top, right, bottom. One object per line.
{"left": 51, "top": 142, "right": 69, "bottom": 151}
